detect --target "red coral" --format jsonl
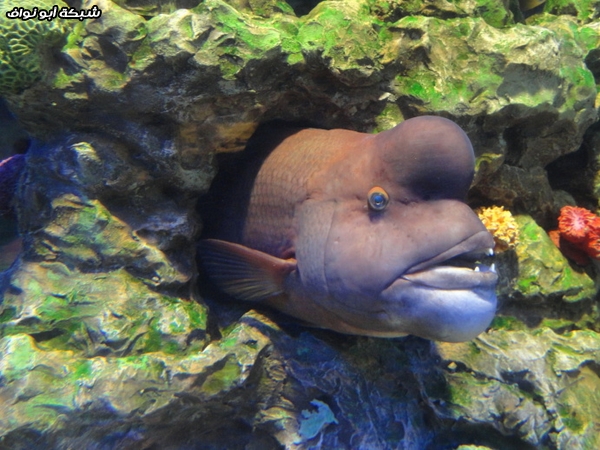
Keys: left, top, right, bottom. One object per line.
{"left": 555, "top": 205, "right": 600, "bottom": 263}
{"left": 558, "top": 206, "right": 597, "bottom": 244}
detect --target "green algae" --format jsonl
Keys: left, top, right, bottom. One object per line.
{"left": 37, "top": 194, "right": 185, "bottom": 285}
{"left": 129, "top": 41, "right": 155, "bottom": 71}
{"left": 186, "top": 0, "right": 291, "bottom": 79}
{"left": 91, "top": 67, "right": 129, "bottom": 91}
{"left": 201, "top": 355, "right": 243, "bottom": 395}
{"left": 475, "top": 0, "right": 514, "bottom": 28}
{"left": 220, "top": 334, "right": 242, "bottom": 349}
{"left": 490, "top": 315, "right": 527, "bottom": 331}
{"left": 513, "top": 215, "right": 595, "bottom": 302}
{"left": 0, "top": 310, "right": 274, "bottom": 436}
{"left": 558, "top": 64, "right": 596, "bottom": 109}
{"left": 0, "top": 307, "right": 16, "bottom": 324}
{"left": 540, "top": 317, "right": 579, "bottom": 331}
{"left": 214, "top": 7, "right": 280, "bottom": 50}
{"left": 63, "top": 21, "right": 86, "bottom": 51}
{"left": 296, "top": 1, "right": 385, "bottom": 86}
{"left": 435, "top": 329, "right": 600, "bottom": 445}
{"left": 52, "top": 68, "right": 85, "bottom": 91}
{"left": 392, "top": 17, "right": 506, "bottom": 112}
{"left": 367, "top": 0, "right": 514, "bottom": 28}
{"left": 374, "top": 102, "right": 404, "bottom": 132}
{"left": 390, "top": 15, "right": 596, "bottom": 118}
{"left": 528, "top": 13, "right": 600, "bottom": 55}
{"left": 249, "top": 0, "right": 296, "bottom": 17}
{"left": 473, "top": 152, "right": 505, "bottom": 184}
{"left": 1, "top": 260, "right": 207, "bottom": 356}
{"left": 544, "top": 0, "right": 600, "bottom": 23}
{"left": 447, "top": 371, "right": 512, "bottom": 408}
{"left": 555, "top": 366, "right": 600, "bottom": 445}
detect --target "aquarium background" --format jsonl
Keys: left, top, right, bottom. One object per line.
{"left": 0, "top": 0, "right": 599, "bottom": 449}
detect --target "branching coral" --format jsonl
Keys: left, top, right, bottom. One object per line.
{"left": 475, "top": 205, "right": 519, "bottom": 252}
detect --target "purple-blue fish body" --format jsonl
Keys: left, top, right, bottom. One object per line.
{"left": 199, "top": 116, "right": 497, "bottom": 342}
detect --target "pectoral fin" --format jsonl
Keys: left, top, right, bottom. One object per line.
{"left": 198, "top": 239, "right": 296, "bottom": 301}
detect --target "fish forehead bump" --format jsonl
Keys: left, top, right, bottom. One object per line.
{"left": 375, "top": 116, "right": 475, "bottom": 198}
{"left": 379, "top": 116, "right": 474, "bottom": 163}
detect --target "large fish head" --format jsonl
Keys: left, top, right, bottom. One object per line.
{"left": 298, "top": 116, "right": 497, "bottom": 342}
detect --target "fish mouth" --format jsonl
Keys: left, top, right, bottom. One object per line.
{"left": 401, "top": 230, "right": 498, "bottom": 290}
{"left": 369, "top": 230, "right": 498, "bottom": 342}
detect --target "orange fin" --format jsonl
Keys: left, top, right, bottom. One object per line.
{"left": 198, "top": 239, "right": 296, "bottom": 301}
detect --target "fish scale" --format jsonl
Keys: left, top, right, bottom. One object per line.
{"left": 242, "top": 130, "right": 343, "bottom": 258}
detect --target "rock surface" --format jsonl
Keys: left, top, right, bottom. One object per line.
{"left": 0, "top": 0, "right": 599, "bottom": 448}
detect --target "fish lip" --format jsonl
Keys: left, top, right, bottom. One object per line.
{"left": 379, "top": 272, "right": 497, "bottom": 341}
{"left": 404, "top": 230, "right": 495, "bottom": 275}
{"left": 400, "top": 266, "right": 498, "bottom": 290}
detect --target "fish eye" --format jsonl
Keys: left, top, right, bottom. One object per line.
{"left": 367, "top": 186, "right": 389, "bottom": 211}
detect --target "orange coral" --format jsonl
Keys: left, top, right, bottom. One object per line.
{"left": 475, "top": 205, "right": 519, "bottom": 252}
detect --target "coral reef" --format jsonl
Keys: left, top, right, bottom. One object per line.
{"left": 475, "top": 205, "right": 519, "bottom": 252}
{"left": 0, "top": 0, "right": 70, "bottom": 95}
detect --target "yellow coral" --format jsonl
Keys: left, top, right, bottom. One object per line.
{"left": 475, "top": 205, "right": 519, "bottom": 252}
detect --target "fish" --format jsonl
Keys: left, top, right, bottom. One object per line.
{"left": 198, "top": 116, "right": 498, "bottom": 342}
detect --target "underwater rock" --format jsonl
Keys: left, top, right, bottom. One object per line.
{"left": 510, "top": 215, "right": 595, "bottom": 303}
{"left": 368, "top": 0, "right": 515, "bottom": 28}
{"left": 472, "top": 164, "right": 561, "bottom": 227}
{"left": 0, "top": 99, "right": 29, "bottom": 159}
{"left": 0, "top": 0, "right": 599, "bottom": 447}
{"left": 0, "top": 154, "right": 25, "bottom": 215}
{"left": 544, "top": 0, "right": 600, "bottom": 23}
{"left": 435, "top": 328, "right": 600, "bottom": 449}
{"left": 1, "top": 199, "right": 207, "bottom": 358}
{"left": 0, "top": 310, "right": 268, "bottom": 444}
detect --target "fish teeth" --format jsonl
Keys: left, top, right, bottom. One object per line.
{"left": 487, "top": 248, "right": 494, "bottom": 256}
{"left": 474, "top": 264, "right": 497, "bottom": 273}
